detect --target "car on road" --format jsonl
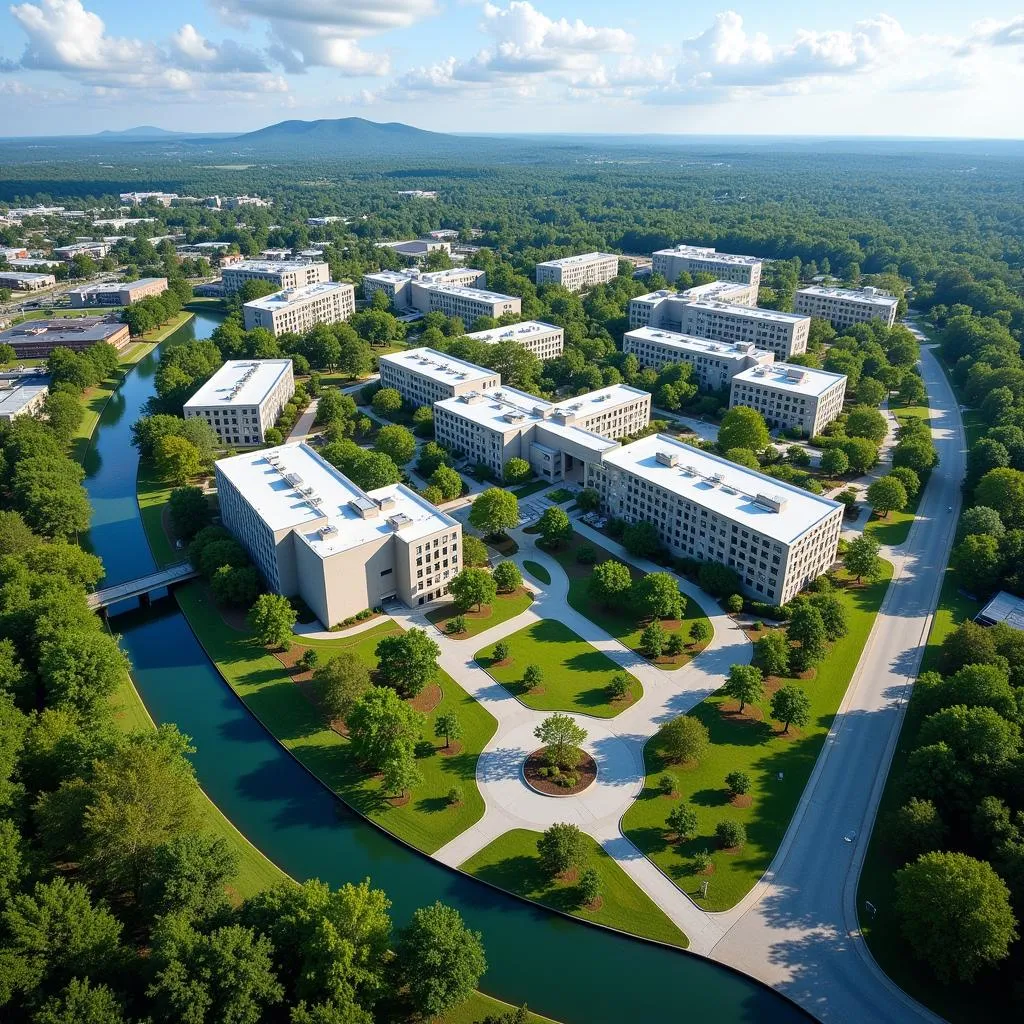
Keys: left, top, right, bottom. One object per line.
{"left": 843, "top": 829, "right": 857, "bottom": 844}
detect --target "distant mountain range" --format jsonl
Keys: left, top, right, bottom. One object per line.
{"left": 95, "top": 125, "right": 185, "bottom": 138}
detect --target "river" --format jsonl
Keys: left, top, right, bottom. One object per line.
{"left": 83, "top": 310, "right": 809, "bottom": 1024}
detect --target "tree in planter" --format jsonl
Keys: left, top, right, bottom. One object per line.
{"left": 770, "top": 684, "right": 812, "bottom": 734}
{"left": 374, "top": 628, "right": 440, "bottom": 698}
{"left": 607, "top": 673, "right": 630, "bottom": 701}
{"left": 504, "top": 457, "right": 531, "bottom": 485}
{"left": 689, "top": 619, "right": 712, "bottom": 645}
{"left": 461, "top": 535, "right": 489, "bottom": 567}
{"left": 631, "top": 572, "right": 684, "bottom": 620}
{"left": 534, "top": 712, "right": 587, "bottom": 768}
{"left": 640, "top": 620, "right": 667, "bottom": 659}
{"left": 382, "top": 752, "right": 422, "bottom": 799}
{"left": 537, "top": 506, "right": 572, "bottom": 548}
{"left": 247, "top": 593, "right": 297, "bottom": 650}
{"left": 492, "top": 640, "right": 509, "bottom": 663}
{"left": 843, "top": 534, "right": 884, "bottom": 584}
{"left": 537, "top": 823, "right": 585, "bottom": 878}
{"left": 756, "top": 630, "right": 790, "bottom": 676}
{"left": 577, "top": 866, "right": 602, "bottom": 907}
{"left": 435, "top": 710, "right": 463, "bottom": 750}
{"left": 715, "top": 820, "right": 746, "bottom": 849}
{"left": 522, "top": 664, "right": 544, "bottom": 691}
{"left": 347, "top": 688, "right": 425, "bottom": 773}
{"left": 589, "top": 559, "right": 632, "bottom": 607}
{"left": 492, "top": 560, "right": 522, "bottom": 593}
{"left": 666, "top": 804, "right": 699, "bottom": 842}
{"left": 312, "top": 651, "right": 371, "bottom": 721}
{"left": 659, "top": 715, "right": 710, "bottom": 765}
{"left": 448, "top": 567, "right": 497, "bottom": 612}
{"left": 787, "top": 603, "right": 828, "bottom": 672}
{"left": 867, "top": 476, "right": 908, "bottom": 518}
{"left": 726, "top": 771, "right": 751, "bottom": 797}
{"left": 665, "top": 631, "right": 686, "bottom": 658}
{"left": 724, "top": 664, "right": 764, "bottom": 713}
{"left": 469, "top": 487, "right": 519, "bottom": 538}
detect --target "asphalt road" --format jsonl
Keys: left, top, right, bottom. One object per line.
{"left": 708, "top": 334, "right": 964, "bottom": 1023}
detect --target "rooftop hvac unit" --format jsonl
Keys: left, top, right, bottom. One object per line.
{"left": 655, "top": 451, "right": 679, "bottom": 467}
{"left": 299, "top": 486, "right": 315, "bottom": 496}
{"left": 683, "top": 464, "right": 697, "bottom": 476}
{"left": 710, "top": 472, "right": 724, "bottom": 485}
{"left": 308, "top": 496, "right": 323, "bottom": 507}
{"left": 284, "top": 472, "right": 302, "bottom": 486}
{"left": 388, "top": 513, "right": 413, "bottom": 530}
{"left": 376, "top": 495, "right": 396, "bottom": 510}
{"left": 318, "top": 524, "right": 338, "bottom": 538}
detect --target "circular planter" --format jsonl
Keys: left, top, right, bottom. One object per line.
{"left": 523, "top": 747, "right": 597, "bottom": 797}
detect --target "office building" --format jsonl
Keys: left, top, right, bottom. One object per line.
{"left": 794, "top": 286, "right": 899, "bottom": 329}
{"left": 396, "top": 190, "right": 437, "bottom": 199}
{"left": 628, "top": 282, "right": 757, "bottom": 330}
{"left": 587, "top": 434, "right": 842, "bottom": 605}
{"left": 730, "top": 363, "right": 847, "bottom": 437}
{"left": 434, "top": 383, "right": 650, "bottom": 483}
{"left": 678, "top": 301, "right": 810, "bottom": 360}
{"left": 223, "top": 195, "right": 272, "bottom": 209}
{"left": 0, "top": 271, "right": 56, "bottom": 291}
{"left": 376, "top": 239, "right": 451, "bottom": 261}
{"left": 378, "top": 349, "right": 500, "bottom": 408}
{"left": 679, "top": 279, "right": 759, "bottom": 307}
{"left": 68, "top": 277, "right": 168, "bottom": 308}
{"left": 535, "top": 252, "right": 619, "bottom": 292}
{"left": 362, "top": 267, "right": 519, "bottom": 321}
{"left": 623, "top": 326, "right": 774, "bottom": 390}
{"left": 242, "top": 281, "right": 356, "bottom": 336}
{"left": 8, "top": 259, "right": 62, "bottom": 271}
{"left": 215, "top": 443, "right": 462, "bottom": 625}
{"left": 0, "top": 317, "right": 130, "bottom": 357}
{"left": 464, "top": 320, "right": 564, "bottom": 360}
{"left": 183, "top": 359, "right": 295, "bottom": 446}
{"left": 91, "top": 217, "right": 157, "bottom": 230}
{"left": 423, "top": 284, "right": 521, "bottom": 322}
{"left": 52, "top": 241, "right": 111, "bottom": 261}
{"left": 221, "top": 260, "right": 330, "bottom": 296}
{"left": 120, "top": 192, "right": 178, "bottom": 206}
{"left": 651, "top": 244, "right": 763, "bottom": 289}
{"left": 260, "top": 249, "right": 292, "bottom": 261}
{"left": 307, "top": 216, "right": 343, "bottom": 226}
{"left": 0, "top": 375, "right": 50, "bottom": 421}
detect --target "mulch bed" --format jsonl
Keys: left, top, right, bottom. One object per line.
{"left": 796, "top": 668, "right": 818, "bottom": 681}
{"left": 719, "top": 700, "right": 765, "bottom": 723}
{"left": 763, "top": 675, "right": 784, "bottom": 695}
{"left": 730, "top": 794, "right": 753, "bottom": 808}
{"left": 386, "top": 793, "right": 411, "bottom": 807}
{"left": 774, "top": 726, "right": 804, "bottom": 742}
{"left": 698, "top": 863, "right": 716, "bottom": 876}
{"left": 584, "top": 897, "right": 604, "bottom": 911}
{"left": 438, "top": 740, "right": 464, "bottom": 757}
{"left": 409, "top": 683, "right": 442, "bottom": 714}
{"left": 524, "top": 748, "right": 597, "bottom": 796}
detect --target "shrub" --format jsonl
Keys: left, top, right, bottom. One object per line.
{"left": 446, "top": 615, "right": 467, "bottom": 635}
{"left": 725, "top": 593, "right": 744, "bottom": 614}
{"left": 715, "top": 820, "right": 746, "bottom": 849}
{"left": 447, "top": 785, "right": 464, "bottom": 806}
{"left": 692, "top": 849, "right": 713, "bottom": 873}
{"left": 492, "top": 640, "right": 509, "bottom": 663}
{"left": 523, "top": 664, "right": 544, "bottom": 690}
{"left": 726, "top": 771, "right": 751, "bottom": 796}
{"left": 607, "top": 673, "right": 630, "bottom": 700}
{"left": 665, "top": 631, "right": 686, "bottom": 657}
{"left": 575, "top": 543, "right": 597, "bottom": 565}
{"left": 658, "top": 773, "right": 676, "bottom": 796}
{"left": 689, "top": 619, "right": 712, "bottom": 645}
{"left": 298, "top": 649, "right": 319, "bottom": 672}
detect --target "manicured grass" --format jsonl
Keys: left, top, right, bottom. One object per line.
{"left": 474, "top": 619, "right": 639, "bottom": 718}
{"left": 427, "top": 588, "right": 534, "bottom": 639}
{"left": 461, "top": 828, "right": 688, "bottom": 948}
{"left": 137, "top": 470, "right": 180, "bottom": 567}
{"left": 523, "top": 560, "right": 551, "bottom": 585}
{"left": 863, "top": 406, "right": 931, "bottom": 547}
{"left": 622, "top": 564, "right": 894, "bottom": 911}
{"left": 438, "top": 993, "right": 556, "bottom": 1024}
{"left": 549, "top": 536, "right": 711, "bottom": 670}
{"left": 512, "top": 479, "right": 552, "bottom": 498}
{"left": 176, "top": 585, "right": 496, "bottom": 854}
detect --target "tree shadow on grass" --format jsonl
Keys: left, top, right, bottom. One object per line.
{"left": 690, "top": 786, "right": 730, "bottom": 808}
{"left": 690, "top": 699, "right": 773, "bottom": 747}
{"left": 414, "top": 795, "right": 450, "bottom": 814}
{"left": 439, "top": 751, "right": 479, "bottom": 782}
{"left": 470, "top": 855, "right": 585, "bottom": 914}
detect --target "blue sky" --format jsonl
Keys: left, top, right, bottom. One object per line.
{"left": 2, "top": 1, "right": 1023, "bottom": 136}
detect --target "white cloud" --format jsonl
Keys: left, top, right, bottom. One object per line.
{"left": 171, "top": 24, "right": 269, "bottom": 73}
{"left": 958, "top": 16, "right": 1024, "bottom": 55}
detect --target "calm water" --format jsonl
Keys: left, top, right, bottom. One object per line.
{"left": 83, "top": 311, "right": 809, "bottom": 1024}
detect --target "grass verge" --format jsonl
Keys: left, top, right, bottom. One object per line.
{"left": 511, "top": 480, "right": 551, "bottom": 499}
{"left": 461, "top": 828, "right": 688, "bottom": 948}
{"left": 522, "top": 560, "right": 550, "bottom": 585}
{"left": 622, "top": 564, "right": 893, "bottom": 911}
{"left": 427, "top": 588, "right": 534, "bottom": 639}
{"left": 438, "top": 993, "right": 556, "bottom": 1024}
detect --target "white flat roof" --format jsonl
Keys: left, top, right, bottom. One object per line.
{"left": 732, "top": 362, "right": 846, "bottom": 397}
{"left": 550, "top": 383, "right": 649, "bottom": 417}
{"left": 654, "top": 244, "right": 761, "bottom": 266}
{"left": 0, "top": 271, "right": 54, "bottom": 282}
{"left": 429, "top": 284, "right": 516, "bottom": 302}
{"left": 0, "top": 376, "right": 49, "bottom": 417}
{"left": 536, "top": 251, "right": 618, "bottom": 268}
{"left": 465, "top": 320, "right": 563, "bottom": 344}
{"left": 216, "top": 443, "right": 458, "bottom": 557}
{"left": 602, "top": 434, "right": 841, "bottom": 544}
{"left": 797, "top": 286, "right": 899, "bottom": 308}
{"left": 976, "top": 590, "right": 1024, "bottom": 631}
{"left": 684, "top": 299, "right": 809, "bottom": 325}
{"left": 681, "top": 281, "right": 753, "bottom": 300}
{"left": 380, "top": 347, "right": 497, "bottom": 386}
{"left": 184, "top": 359, "right": 292, "bottom": 409}
{"left": 243, "top": 281, "right": 352, "bottom": 311}
{"left": 626, "top": 325, "right": 765, "bottom": 359}
{"left": 226, "top": 260, "right": 326, "bottom": 274}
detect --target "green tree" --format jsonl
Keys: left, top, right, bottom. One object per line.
{"left": 884, "top": 798, "right": 948, "bottom": 863}
{"left": 577, "top": 866, "right": 602, "bottom": 907}
{"left": 607, "top": 673, "right": 630, "bottom": 700}
{"left": 374, "top": 424, "right": 416, "bottom": 466}
{"left": 370, "top": 387, "right": 403, "bottom": 417}
{"left": 154, "top": 434, "right": 202, "bottom": 485}
{"left": 893, "top": 437, "right": 938, "bottom": 476}
{"left": 492, "top": 640, "right": 509, "bottom": 663}
{"left": 448, "top": 567, "right": 497, "bottom": 612}
{"left": 416, "top": 441, "right": 451, "bottom": 478}
{"left": 716, "top": 820, "right": 747, "bottom": 849}
{"left": 534, "top": 712, "right": 587, "bottom": 768}
{"left": 42, "top": 391, "right": 84, "bottom": 441}
{"left": 429, "top": 464, "right": 463, "bottom": 501}
{"left": 210, "top": 564, "right": 260, "bottom": 607}
{"left": 312, "top": 652, "right": 372, "bottom": 721}
{"left": 950, "top": 533, "right": 1003, "bottom": 596}
{"left": 697, "top": 561, "right": 741, "bottom": 599}
{"left": 726, "top": 770, "right": 751, "bottom": 796}
{"left": 787, "top": 602, "right": 828, "bottom": 671}
{"left": 434, "top": 710, "right": 463, "bottom": 749}
{"left": 382, "top": 752, "right": 422, "bottom": 799}
{"left": 11, "top": 454, "right": 91, "bottom": 539}
{"left": 659, "top": 715, "right": 710, "bottom": 764}
{"left": 917, "top": 704, "right": 1020, "bottom": 770}
{"left": 689, "top": 619, "right": 712, "bottom": 645}
{"left": 168, "top": 486, "right": 212, "bottom": 540}
{"left": 723, "top": 447, "right": 760, "bottom": 470}
{"left": 719, "top": 406, "right": 771, "bottom": 453}
{"left": 724, "top": 664, "right": 764, "bottom": 713}
{"left": 503, "top": 457, "right": 531, "bottom": 484}
{"left": 820, "top": 447, "right": 850, "bottom": 476}
{"left": 32, "top": 977, "right": 127, "bottom": 1024}
{"left": 468, "top": 487, "right": 519, "bottom": 537}
{"left": 770, "top": 685, "right": 812, "bottom": 733}
{"left": 577, "top": 488, "right": 601, "bottom": 513}
{"left": 843, "top": 534, "right": 883, "bottom": 583}
{"left": 846, "top": 405, "right": 889, "bottom": 443}
{"left": 621, "top": 519, "right": 662, "bottom": 559}
{"left": 589, "top": 559, "right": 632, "bottom": 607}
{"left": 523, "top": 664, "right": 544, "bottom": 690}
{"left": 640, "top": 620, "right": 667, "bottom": 658}
{"left": 38, "top": 628, "right": 128, "bottom": 714}
{"left": 537, "top": 823, "right": 586, "bottom": 877}
{"left": 665, "top": 631, "right": 686, "bottom": 657}
{"left": 756, "top": 630, "right": 790, "bottom": 676}
{"left": 894, "top": 852, "right": 1017, "bottom": 983}
{"left": 867, "top": 476, "right": 908, "bottom": 518}
{"left": 247, "top": 593, "right": 297, "bottom": 650}
{"left": 461, "top": 534, "right": 489, "bottom": 567}
{"left": 346, "top": 688, "right": 425, "bottom": 773}
{"left": 666, "top": 804, "right": 699, "bottom": 842}
{"left": 888, "top": 466, "right": 921, "bottom": 500}
{"left": 631, "top": 572, "right": 683, "bottom": 620}
{"left": 537, "top": 506, "right": 572, "bottom": 547}
{"left": 374, "top": 628, "right": 440, "bottom": 698}
{"left": 492, "top": 560, "right": 522, "bottom": 593}
{"left": 957, "top": 505, "right": 1004, "bottom": 540}
{"left": 145, "top": 833, "right": 240, "bottom": 922}
{"left": 839, "top": 436, "right": 880, "bottom": 475}
{"left": 411, "top": 405, "right": 434, "bottom": 438}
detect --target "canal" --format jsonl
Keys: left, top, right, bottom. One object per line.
{"left": 84, "top": 310, "right": 809, "bottom": 1024}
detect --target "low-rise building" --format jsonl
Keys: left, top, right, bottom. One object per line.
{"left": 651, "top": 244, "right": 763, "bottom": 289}
{"left": 120, "top": 192, "right": 178, "bottom": 206}
{"left": 242, "top": 281, "right": 356, "bottom": 336}
{"left": 0, "top": 317, "right": 130, "bottom": 357}
{"left": 730, "top": 363, "right": 847, "bottom": 437}
{"left": 0, "top": 271, "right": 56, "bottom": 291}
{"left": 221, "top": 260, "right": 330, "bottom": 295}
{"left": 52, "top": 241, "right": 111, "bottom": 261}
{"left": 68, "top": 277, "right": 168, "bottom": 308}
{"left": 587, "top": 433, "right": 842, "bottom": 605}
{"left": 0, "top": 374, "right": 50, "bottom": 421}
{"left": 794, "top": 286, "right": 899, "bottom": 329}
{"left": 183, "top": 359, "right": 295, "bottom": 446}
{"left": 223, "top": 195, "right": 272, "bottom": 209}
{"left": 215, "top": 442, "right": 462, "bottom": 625}
{"left": 1, "top": 247, "right": 29, "bottom": 261}
{"left": 623, "top": 326, "right": 774, "bottom": 390}
{"left": 376, "top": 239, "right": 451, "bottom": 261}
{"left": 378, "top": 348, "right": 500, "bottom": 408}
{"left": 8, "top": 258, "right": 62, "bottom": 271}
{"left": 423, "top": 284, "right": 521, "bottom": 322}
{"left": 464, "top": 320, "right": 564, "bottom": 360}
{"left": 307, "top": 216, "right": 343, "bottom": 226}
{"left": 260, "top": 248, "right": 292, "bottom": 261}
{"left": 91, "top": 217, "right": 157, "bottom": 230}
{"left": 535, "top": 252, "right": 619, "bottom": 292}
{"left": 396, "top": 190, "right": 437, "bottom": 199}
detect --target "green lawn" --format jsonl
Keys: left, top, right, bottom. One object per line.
{"left": 427, "top": 588, "right": 535, "bottom": 638}
{"left": 622, "top": 564, "right": 894, "bottom": 911}
{"left": 137, "top": 470, "right": 179, "bottom": 566}
{"left": 548, "top": 536, "right": 711, "bottom": 671}
{"left": 474, "top": 619, "right": 639, "bottom": 718}
{"left": 176, "top": 585, "right": 496, "bottom": 854}
{"left": 511, "top": 480, "right": 551, "bottom": 499}
{"left": 864, "top": 406, "right": 930, "bottom": 547}
{"left": 522, "top": 560, "right": 551, "bottom": 585}
{"left": 460, "top": 828, "right": 688, "bottom": 948}
{"left": 438, "top": 993, "right": 556, "bottom": 1024}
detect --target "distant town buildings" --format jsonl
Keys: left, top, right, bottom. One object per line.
{"left": 362, "top": 267, "right": 520, "bottom": 321}
{"left": 120, "top": 192, "right": 178, "bottom": 206}
{"left": 221, "top": 260, "right": 330, "bottom": 296}
{"left": 730, "top": 363, "right": 847, "bottom": 437}
{"left": 378, "top": 349, "right": 501, "bottom": 408}
{"left": 376, "top": 239, "right": 451, "bottom": 261}
{"left": 396, "top": 190, "right": 437, "bottom": 199}
{"left": 184, "top": 359, "right": 295, "bottom": 447}
{"left": 53, "top": 241, "right": 111, "bottom": 261}
{"left": 794, "top": 286, "right": 899, "bottom": 329}
{"left": 1, "top": 247, "right": 29, "bottom": 261}
{"left": 223, "top": 195, "right": 272, "bottom": 209}
{"left": 242, "top": 282, "right": 356, "bottom": 337}
{"left": 651, "top": 244, "right": 763, "bottom": 289}
{"left": 464, "top": 320, "right": 564, "bottom": 360}
{"left": 91, "top": 217, "right": 157, "bottom": 230}
{"left": 69, "top": 277, "right": 168, "bottom": 308}
{"left": 0, "top": 271, "right": 56, "bottom": 291}
{"left": 306, "top": 216, "right": 344, "bottom": 227}
{"left": 0, "top": 373, "right": 50, "bottom": 422}
{"left": 0, "top": 317, "right": 130, "bottom": 358}
{"left": 535, "top": 252, "right": 620, "bottom": 292}
{"left": 623, "top": 327, "right": 774, "bottom": 390}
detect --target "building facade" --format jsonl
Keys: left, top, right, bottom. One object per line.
{"left": 183, "top": 359, "right": 295, "bottom": 446}
{"left": 0, "top": 375, "right": 50, "bottom": 421}
{"left": 69, "top": 277, "right": 168, "bottom": 307}
{"left": 0, "top": 271, "right": 55, "bottom": 291}
{"left": 0, "top": 317, "right": 129, "bottom": 357}
{"left": 242, "top": 282, "right": 356, "bottom": 336}
{"left": 628, "top": 282, "right": 758, "bottom": 330}
{"left": 729, "top": 363, "right": 847, "bottom": 437}
{"left": 215, "top": 443, "right": 462, "bottom": 625}
{"left": 464, "top": 320, "right": 564, "bottom": 360}
{"left": 53, "top": 241, "right": 111, "bottom": 261}
{"left": 535, "top": 252, "right": 619, "bottom": 292}
{"left": 651, "top": 245, "right": 763, "bottom": 289}
{"left": 424, "top": 284, "right": 521, "bottom": 322}
{"left": 362, "top": 267, "right": 485, "bottom": 311}
{"left": 221, "top": 260, "right": 330, "bottom": 296}
{"left": 677, "top": 300, "right": 810, "bottom": 360}
{"left": 378, "top": 348, "right": 500, "bottom": 408}
{"left": 376, "top": 239, "right": 451, "bottom": 261}
{"left": 793, "top": 286, "right": 899, "bottom": 329}
{"left": 587, "top": 434, "right": 843, "bottom": 605}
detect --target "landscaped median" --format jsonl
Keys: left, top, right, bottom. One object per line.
{"left": 622, "top": 563, "right": 894, "bottom": 911}
{"left": 426, "top": 586, "right": 534, "bottom": 638}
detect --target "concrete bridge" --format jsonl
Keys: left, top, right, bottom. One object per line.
{"left": 87, "top": 561, "right": 199, "bottom": 613}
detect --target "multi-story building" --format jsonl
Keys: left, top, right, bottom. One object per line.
{"left": 0, "top": 374, "right": 50, "bottom": 422}
{"left": 215, "top": 442, "right": 462, "bottom": 625}
{"left": 678, "top": 300, "right": 810, "bottom": 360}
{"left": 424, "top": 284, "right": 521, "bottom": 322}
{"left": 679, "top": 280, "right": 759, "bottom": 307}
{"left": 242, "top": 282, "right": 356, "bottom": 336}
{"left": 376, "top": 239, "right": 451, "bottom": 261}
{"left": 91, "top": 217, "right": 157, "bottom": 230}
{"left": 0, "top": 271, "right": 56, "bottom": 291}
{"left": 434, "top": 383, "right": 650, "bottom": 482}
{"left": 794, "top": 286, "right": 899, "bottom": 329}
{"left": 362, "top": 267, "right": 485, "bottom": 311}
{"left": 307, "top": 216, "right": 343, "bottom": 227}
{"left": 378, "top": 349, "right": 500, "bottom": 408}
{"left": 651, "top": 245, "right": 763, "bottom": 289}
{"left": 628, "top": 281, "right": 758, "bottom": 330}
{"left": 183, "top": 359, "right": 295, "bottom": 446}
{"left": 221, "top": 260, "right": 330, "bottom": 296}
{"left": 464, "top": 320, "right": 564, "bottom": 360}
{"left": 223, "top": 195, "right": 272, "bottom": 209}
{"left": 587, "top": 434, "right": 842, "bottom": 605}
{"left": 623, "top": 326, "right": 774, "bottom": 390}
{"left": 120, "top": 192, "right": 178, "bottom": 206}
{"left": 9, "top": 258, "right": 63, "bottom": 272}
{"left": 0, "top": 317, "right": 130, "bottom": 357}
{"left": 535, "top": 252, "right": 619, "bottom": 292}
{"left": 68, "top": 277, "right": 168, "bottom": 308}
{"left": 729, "top": 363, "right": 847, "bottom": 437}
{"left": 52, "top": 241, "right": 111, "bottom": 261}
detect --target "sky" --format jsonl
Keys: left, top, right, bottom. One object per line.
{"left": 1, "top": 0, "right": 1024, "bottom": 137}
